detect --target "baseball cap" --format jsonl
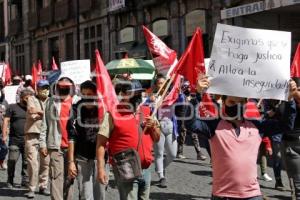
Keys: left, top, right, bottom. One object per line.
{"left": 37, "top": 79, "right": 50, "bottom": 88}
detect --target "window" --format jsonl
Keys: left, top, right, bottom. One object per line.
{"left": 84, "top": 27, "right": 89, "bottom": 40}
{"left": 83, "top": 24, "right": 103, "bottom": 61}
{"left": 37, "top": 40, "right": 43, "bottom": 60}
{"left": 0, "top": 2, "right": 4, "bottom": 41}
{"left": 97, "top": 24, "right": 102, "bottom": 37}
{"left": 37, "top": 0, "right": 43, "bottom": 10}
{"left": 49, "top": 37, "right": 59, "bottom": 70}
{"left": 90, "top": 26, "right": 95, "bottom": 39}
{"left": 15, "top": 44, "right": 25, "bottom": 74}
{"left": 65, "top": 33, "right": 74, "bottom": 60}
{"left": 84, "top": 43, "right": 90, "bottom": 59}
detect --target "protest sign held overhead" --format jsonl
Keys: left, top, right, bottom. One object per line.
{"left": 207, "top": 23, "right": 291, "bottom": 101}
{"left": 4, "top": 85, "right": 19, "bottom": 104}
{"left": 60, "top": 60, "right": 91, "bottom": 85}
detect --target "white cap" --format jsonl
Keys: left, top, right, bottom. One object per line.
{"left": 25, "top": 75, "right": 32, "bottom": 81}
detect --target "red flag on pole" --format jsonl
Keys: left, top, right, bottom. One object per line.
{"left": 172, "top": 28, "right": 205, "bottom": 90}
{"left": 2, "top": 63, "right": 12, "bottom": 86}
{"left": 52, "top": 57, "right": 58, "bottom": 70}
{"left": 143, "top": 25, "right": 180, "bottom": 106}
{"left": 31, "top": 63, "right": 38, "bottom": 90}
{"left": 142, "top": 25, "right": 177, "bottom": 76}
{"left": 291, "top": 43, "right": 300, "bottom": 78}
{"left": 172, "top": 28, "right": 217, "bottom": 117}
{"left": 94, "top": 49, "right": 119, "bottom": 117}
{"left": 37, "top": 60, "right": 43, "bottom": 79}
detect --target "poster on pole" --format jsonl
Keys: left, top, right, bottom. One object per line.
{"left": 207, "top": 23, "right": 291, "bottom": 101}
{"left": 4, "top": 85, "right": 19, "bottom": 104}
{"left": 60, "top": 60, "right": 91, "bottom": 85}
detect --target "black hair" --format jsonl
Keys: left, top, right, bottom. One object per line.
{"left": 114, "top": 80, "right": 132, "bottom": 95}
{"left": 155, "top": 73, "right": 166, "bottom": 84}
{"left": 80, "top": 80, "right": 97, "bottom": 94}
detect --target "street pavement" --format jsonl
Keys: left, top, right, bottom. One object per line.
{"left": 0, "top": 145, "right": 292, "bottom": 200}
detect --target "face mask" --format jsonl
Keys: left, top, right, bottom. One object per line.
{"left": 21, "top": 100, "right": 27, "bottom": 107}
{"left": 58, "top": 88, "right": 71, "bottom": 96}
{"left": 25, "top": 80, "right": 31, "bottom": 86}
{"left": 38, "top": 89, "right": 49, "bottom": 98}
{"left": 224, "top": 104, "right": 244, "bottom": 120}
{"left": 183, "top": 90, "right": 190, "bottom": 96}
{"left": 129, "top": 94, "right": 142, "bottom": 110}
{"left": 83, "top": 99, "right": 98, "bottom": 110}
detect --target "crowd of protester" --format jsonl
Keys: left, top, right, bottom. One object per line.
{"left": 0, "top": 72, "right": 299, "bottom": 200}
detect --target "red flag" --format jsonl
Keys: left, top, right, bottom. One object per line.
{"left": 2, "top": 63, "right": 12, "bottom": 85}
{"left": 95, "top": 49, "right": 119, "bottom": 117}
{"left": 173, "top": 28, "right": 205, "bottom": 90}
{"left": 162, "top": 74, "right": 181, "bottom": 106}
{"left": 143, "top": 25, "right": 180, "bottom": 105}
{"left": 31, "top": 63, "right": 38, "bottom": 90}
{"left": 142, "top": 25, "right": 177, "bottom": 76}
{"left": 244, "top": 101, "right": 261, "bottom": 120}
{"left": 291, "top": 43, "right": 300, "bottom": 78}
{"left": 37, "top": 60, "right": 43, "bottom": 79}
{"left": 172, "top": 28, "right": 216, "bottom": 117}
{"left": 52, "top": 57, "right": 58, "bottom": 70}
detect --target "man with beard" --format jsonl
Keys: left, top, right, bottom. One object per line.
{"left": 96, "top": 81, "right": 160, "bottom": 200}
{"left": 67, "top": 80, "right": 107, "bottom": 200}
{"left": 185, "top": 76, "right": 297, "bottom": 200}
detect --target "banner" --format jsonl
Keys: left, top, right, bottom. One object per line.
{"left": 207, "top": 24, "right": 291, "bottom": 101}
{"left": 4, "top": 85, "right": 19, "bottom": 104}
{"left": 60, "top": 60, "right": 91, "bottom": 85}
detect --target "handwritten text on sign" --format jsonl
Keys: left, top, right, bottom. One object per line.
{"left": 60, "top": 60, "right": 91, "bottom": 85}
{"left": 207, "top": 24, "right": 291, "bottom": 101}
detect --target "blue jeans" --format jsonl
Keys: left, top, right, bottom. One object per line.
{"left": 211, "top": 196, "right": 263, "bottom": 200}
{"left": 114, "top": 167, "right": 151, "bottom": 200}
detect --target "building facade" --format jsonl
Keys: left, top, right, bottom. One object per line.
{"left": 0, "top": 0, "right": 9, "bottom": 62}
{"left": 7, "top": 0, "right": 218, "bottom": 74}
{"left": 220, "top": 0, "right": 300, "bottom": 54}
{"left": 6, "top": 0, "right": 300, "bottom": 74}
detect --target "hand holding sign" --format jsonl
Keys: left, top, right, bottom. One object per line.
{"left": 196, "top": 74, "right": 210, "bottom": 93}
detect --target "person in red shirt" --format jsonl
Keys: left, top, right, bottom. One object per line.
{"left": 96, "top": 81, "right": 160, "bottom": 200}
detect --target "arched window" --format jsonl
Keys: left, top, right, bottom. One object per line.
{"left": 152, "top": 19, "right": 168, "bottom": 37}
{"left": 185, "top": 10, "right": 206, "bottom": 37}
{"left": 119, "top": 26, "right": 135, "bottom": 44}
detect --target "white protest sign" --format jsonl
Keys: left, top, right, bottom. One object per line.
{"left": 4, "top": 85, "right": 19, "bottom": 104}
{"left": 60, "top": 60, "right": 91, "bottom": 85}
{"left": 207, "top": 24, "right": 291, "bottom": 101}
{"left": 0, "top": 63, "right": 5, "bottom": 78}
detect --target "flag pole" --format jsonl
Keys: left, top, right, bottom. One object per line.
{"left": 151, "top": 73, "right": 176, "bottom": 118}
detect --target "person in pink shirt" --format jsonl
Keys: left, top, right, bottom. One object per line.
{"left": 184, "top": 76, "right": 298, "bottom": 200}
